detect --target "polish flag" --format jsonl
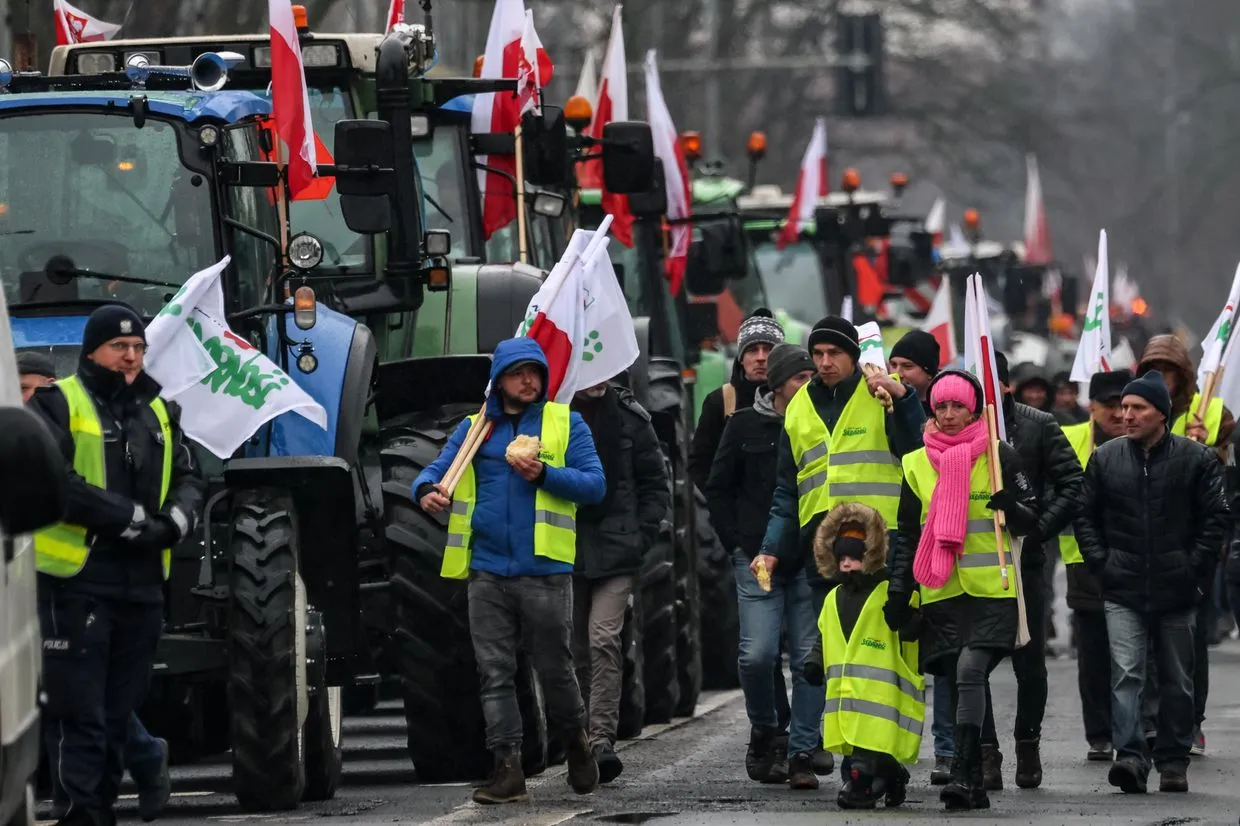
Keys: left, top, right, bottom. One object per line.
{"left": 921, "top": 276, "right": 957, "bottom": 368}
{"left": 964, "top": 273, "right": 1007, "bottom": 441}
{"left": 1023, "top": 154, "right": 1052, "bottom": 265}
{"left": 516, "top": 11, "right": 550, "bottom": 117}
{"left": 645, "top": 50, "right": 692, "bottom": 295}
{"left": 54, "top": 0, "right": 120, "bottom": 45}
{"left": 776, "top": 118, "right": 828, "bottom": 250}
{"left": 269, "top": 0, "right": 318, "bottom": 198}
{"left": 574, "top": 48, "right": 599, "bottom": 106}
{"left": 578, "top": 5, "right": 634, "bottom": 247}
{"left": 384, "top": 0, "right": 404, "bottom": 31}
{"left": 925, "top": 197, "right": 946, "bottom": 251}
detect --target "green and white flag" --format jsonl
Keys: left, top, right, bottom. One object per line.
{"left": 1070, "top": 229, "right": 1111, "bottom": 382}
{"left": 145, "top": 256, "right": 327, "bottom": 458}
{"left": 855, "top": 321, "right": 887, "bottom": 370}
{"left": 1196, "top": 261, "right": 1240, "bottom": 390}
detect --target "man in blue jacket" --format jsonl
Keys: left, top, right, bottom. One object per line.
{"left": 414, "top": 338, "right": 607, "bottom": 804}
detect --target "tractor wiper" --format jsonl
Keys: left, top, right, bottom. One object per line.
{"left": 54, "top": 267, "right": 180, "bottom": 289}
{"left": 424, "top": 191, "right": 454, "bottom": 224}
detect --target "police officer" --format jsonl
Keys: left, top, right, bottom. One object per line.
{"left": 28, "top": 304, "right": 204, "bottom": 826}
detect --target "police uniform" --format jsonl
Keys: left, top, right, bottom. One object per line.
{"left": 28, "top": 305, "right": 204, "bottom": 826}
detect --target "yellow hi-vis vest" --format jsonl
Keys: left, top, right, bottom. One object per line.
{"left": 784, "top": 378, "right": 903, "bottom": 527}
{"left": 440, "top": 402, "right": 577, "bottom": 580}
{"left": 1171, "top": 393, "right": 1224, "bottom": 444}
{"left": 820, "top": 580, "right": 925, "bottom": 764}
{"left": 1057, "top": 421, "right": 1092, "bottom": 565}
{"left": 902, "top": 448, "right": 1014, "bottom": 604}
{"left": 34, "top": 375, "right": 173, "bottom": 580}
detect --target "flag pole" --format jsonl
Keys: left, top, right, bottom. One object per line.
{"left": 275, "top": 133, "right": 291, "bottom": 278}
{"left": 515, "top": 121, "right": 530, "bottom": 264}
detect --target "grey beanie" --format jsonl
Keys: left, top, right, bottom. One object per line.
{"left": 736, "top": 308, "right": 784, "bottom": 358}
{"left": 766, "top": 343, "right": 815, "bottom": 391}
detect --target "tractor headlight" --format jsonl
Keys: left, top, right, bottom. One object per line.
{"left": 288, "top": 233, "right": 324, "bottom": 271}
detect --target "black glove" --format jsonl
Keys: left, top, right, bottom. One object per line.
{"left": 883, "top": 593, "right": 912, "bottom": 632}
{"left": 986, "top": 489, "right": 1016, "bottom": 513}
{"left": 803, "top": 658, "right": 824, "bottom": 687}
{"left": 129, "top": 515, "right": 178, "bottom": 552}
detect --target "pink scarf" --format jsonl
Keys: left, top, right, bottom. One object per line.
{"left": 913, "top": 418, "right": 990, "bottom": 589}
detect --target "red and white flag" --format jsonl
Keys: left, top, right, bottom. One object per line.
{"left": 574, "top": 48, "right": 599, "bottom": 105}
{"left": 516, "top": 11, "right": 550, "bottom": 117}
{"left": 777, "top": 118, "right": 828, "bottom": 250}
{"left": 1023, "top": 153, "right": 1052, "bottom": 265}
{"left": 964, "top": 272, "right": 1007, "bottom": 441}
{"left": 921, "top": 276, "right": 957, "bottom": 368}
{"left": 269, "top": 0, "right": 318, "bottom": 198}
{"left": 54, "top": 0, "right": 120, "bottom": 46}
{"left": 644, "top": 50, "right": 692, "bottom": 295}
{"left": 578, "top": 5, "right": 634, "bottom": 247}
{"left": 925, "top": 197, "right": 946, "bottom": 249}
{"left": 384, "top": 0, "right": 404, "bottom": 31}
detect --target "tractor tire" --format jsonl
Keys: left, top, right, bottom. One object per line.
{"left": 670, "top": 440, "right": 701, "bottom": 718}
{"left": 302, "top": 613, "right": 343, "bottom": 802}
{"left": 639, "top": 524, "right": 679, "bottom": 724}
{"left": 616, "top": 595, "right": 646, "bottom": 740}
{"left": 226, "top": 491, "right": 307, "bottom": 812}
{"left": 695, "top": 488, "right": 740, "bottom": 690}
{"left": 382, "top": 409, "right": 548, "bottom": 782}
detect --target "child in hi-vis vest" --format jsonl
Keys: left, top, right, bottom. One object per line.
{"left": 805, "top": 503, "right": 924, "bottom": 810}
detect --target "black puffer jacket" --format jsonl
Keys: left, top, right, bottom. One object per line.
{"left": 688, "top": 360, "right": 760, "bottom": 490}
{"left": 1065, "top": 424, "right": 1121, "bottom": 613}
{"left": 1076, "top": 430, "right": 1228, "bottom": 615}
{"left": 1003, "top": 397, "right": 1085, "bottom": 564}
{"left": 572, "top": 385, "right": 670, "bottom": 580}
{"left": 704, "top": 391, "right": 780, "bottom": 561}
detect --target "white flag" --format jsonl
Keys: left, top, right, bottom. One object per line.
{"left": 1197, "top": 261, "right": 1240, "bottom": 388}
{"left": 855, "top": 321, "right": 886, "bottom": 370}
{"left": 1069, "top": 230, "right": 1112, "bottom": 381}
{"left": 840, "top": 296, "right": 854, "bottom": 323}
{"left": 146, "top": 258, "right": 327, "bottom": 458}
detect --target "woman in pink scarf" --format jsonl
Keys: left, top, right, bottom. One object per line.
{"left": 884, "top": 370, "right": 1040, "bottom": 812}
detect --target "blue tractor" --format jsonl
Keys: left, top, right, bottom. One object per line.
{"left": 0, "top": 53, "right": 429, "bottom": 810}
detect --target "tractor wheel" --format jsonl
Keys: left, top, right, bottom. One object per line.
{"left": 670, "top": 440, "right": 702, "bottom": 717}
{"left": 302, "top": 613, "right": 343, "bottom": 802}
{"left": 226, "top": 490, "right": 307, "bottom": 812}
{"left": 382, "top": 408, "right": 548, "bottom": 781}
{"left": 695, "top": 488, "right": 740, "bottom": 690}
{"left": 639, "top": 523, "right": 679, "bottom": 724}
{"left": 616, "top": 595, "right": 646, "bottom": 740}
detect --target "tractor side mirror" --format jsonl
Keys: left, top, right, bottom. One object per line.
{"left": 685, "top": 300, "right": 719, "bottom": 344}
{"left": 627, "top": 164, "right": 667, "bottom": 218}
{"left": 333, "top": 119, "right": 395, "bottom": 235}
{"left": 685, "top": 218, "right": 748, "bottom": 296}
{"left": 522, "top": 106, "right": 570, "bottom": 188}
{"left": 601, "top": 121, "right": 655, "bottom": 194}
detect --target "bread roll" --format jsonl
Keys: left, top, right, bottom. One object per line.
{"left": 506, "top": 434, "right": 543, "bottom": 464}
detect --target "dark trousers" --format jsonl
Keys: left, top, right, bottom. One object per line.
{"left": 1193, "top": 595, "right": 1210, "bottom": 725}
{"left": 1074, "top": 610, "right": 1111, "bottom": 743}
{"left": 982, "top": 562, "right": 1048, "bottom": 744}
{"left": 50, "top": 714, "right": 166, "bottom": 809}
{"left": 468, "top": 572, "right": 585, "bottom": 750}
{"left": 39, "top": 585, "right": 163, "bottom": 816}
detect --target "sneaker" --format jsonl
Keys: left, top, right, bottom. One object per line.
{"left": 1190, "top": 727, "right": 1205, "bottom": 757}
{"left": 1107, "top": 759, "right": 1147, "bottom": 794}
{"left": 592, "top": 743, "right": 623, "bottom": 784}
{"left": 930, "top": 754, "right": 952, "bottom": 785}
{"left": 1087, "top": 741, "right": 1113, "bottom": 762}
{"left": 1159, "top": 769, "right": 1188, "bottom": 793}
{"left": 788, "top": 752, "right": 820, "bottom": 790}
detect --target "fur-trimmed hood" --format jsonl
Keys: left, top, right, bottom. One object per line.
{"left": 813, "top": 502, "right": 888, "bottom": 580}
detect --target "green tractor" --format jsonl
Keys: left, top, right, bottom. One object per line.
{"left": 51, "top": 17, "right": 656, "bottom": 783}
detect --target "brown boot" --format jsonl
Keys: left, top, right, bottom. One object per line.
{"left": 565, "top": 729, "right": 600, "bottom": 794}
{"left": 981, "top": 744, "right": 1004, "bottom": 791}
{"left": 1014, "top": 739, "right": 1042, "bottom": 788}
{"left": 473, "top": 745, "right": 529, "bottom": 804}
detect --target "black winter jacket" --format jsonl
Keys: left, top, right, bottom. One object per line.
{"left": 1076, "top": 430, "right": 1228, "bottom": 615}
{"left": 28, "top": 361, "right": 205, "bottom": 601}
{"left": 704, "top": 392, "right": 781, "bottom": 561}
{"left": 688, "top": 361, "right": 760, "bottom": 491}
{"left": 572, "top": 386, "right": 670, "bottom": 580}
{"left": 1065, "top": 425, "right": 1121, "bottom": 613}
{"left": 1003, "top": 398, "right": 1085, "bottom": 564}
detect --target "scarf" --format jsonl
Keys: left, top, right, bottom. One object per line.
{"left": 913, "top": 418, "right": 990, "bottom": 589}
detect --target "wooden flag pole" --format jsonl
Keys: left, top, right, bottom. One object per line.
{"left": 984, "top": 403, "right": 1010, "bottom": 591}
{"left": 515, "top": 122, "right": 530, "bottom": 264}
{"left": 861, "top": 363, "right": 894, "bottom": 412}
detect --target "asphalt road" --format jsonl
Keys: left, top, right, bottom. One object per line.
{"left": 43, "top": 596, "right": 1240, "bottom": 825}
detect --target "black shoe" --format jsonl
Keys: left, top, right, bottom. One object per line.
{"left": 1014, "top": 738, "right": 1042, "bottom": 789}
{"left": 810, "top": 747, "right": 834, "bottom": 775}
{"left": 941, "top": 724, "right": 989, "bottom": 811}
{"left": 885, "top": 764, "right": 910, "bottom": 808}
{"left": 788, "top": 752, "right": 820, "bottom": 790}
{"left": 137, "top": 737, "right": 171, "bottom": 822}
{"left": 592, "top": 743, "right": 623, "bottom": 784}
{"left": 981, "top": 744, "right": 1003, "bottom": 791}
{"left": 1158, "top": 768, "right": 1188, "bottom": 793}
{"left": 930, "top": 754, "right": 952, "bottom": 785}
{"left": 745, "top": 727, "right": 787, "bottom": 784}
{"left": 565, "top": 729, "right": 600, "bottom": 795}
{"left": 1087, "top": 741, "right": 1113, "bottom": 761}
{"left": 1107, "top": 759, "right": 1148, "bottom": 794}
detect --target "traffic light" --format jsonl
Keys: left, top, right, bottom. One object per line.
{"left": 836, "top": 13, "right": 885, "bottom": 116}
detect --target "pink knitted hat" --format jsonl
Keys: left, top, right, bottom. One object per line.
{"left": 930, "top": 373, "right": 978, "bottom": 411}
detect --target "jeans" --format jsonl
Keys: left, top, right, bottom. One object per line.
{"left": 1104, "top": 601, "right": 1196, "bottom": 773}
{"left": 732, "top": 554, "right": 823, "bottom": 756}
{"left": 982, "top": 562, "right": 1049, "bottom": 745}
{"left": 932, "top": 679, "right": 954, "bottom": 757}
{"left": 572, "top": 575, "right": 634, "bottom": 747}
{"left": 1074, "top": 611, "right": 1112, "bottom": 744}
{"left": 468, "top": 572, "right": 585, "bottom": 750}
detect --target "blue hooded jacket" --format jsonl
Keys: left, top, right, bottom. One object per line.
{"left": 412, "top": 338, "right": 607, "bottom": 577}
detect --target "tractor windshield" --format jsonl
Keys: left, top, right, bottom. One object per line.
{"left": 753, "top": 239, "right": 827, "bottom": 326}
{"left": 416, "top": 123, "right": 472, "bottom": 261}
{"left": 0, "top": 110, "right": 215, "bottom": 317}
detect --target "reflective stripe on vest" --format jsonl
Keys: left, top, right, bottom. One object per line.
{"left": 902, "top": 448, "right": 1015, "bottom": 603}
{"left": 784, "top": 378, "right": 903, "bottom": 527}
{"left": 1171, "top": 394, "right": 1224, "bottom": 444}
{"left": 1056, "top": 421, "right": 1091, "bottom": 565}
{"left": 440, "top": 402, "right": 576, "bottom": 580}
{"left": 819, "top": 580, "right": 925, "bottom": 764}
{"left": 34, "top": 375, "right": 173, "bottom": 580}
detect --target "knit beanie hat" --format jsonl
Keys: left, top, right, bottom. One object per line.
{"left": 736, "top": 308, "right": 784, "bottom": 357}
{"left": 16, "top": 350, "right": 57, "bottom": 379}
{"left": 81, "top": 304, "right": 145, "bottom": 356}
{"left": 765, "top": 343, "right": 814, "bottom": 391}
{"left": 1089, "top": 369, "right": 1132, "bottom": 402}
{"left": 1122, "top": 370, "right": 1172, "bottom": 421}
{"left": 930, "top": 372, "right": 979, "bottom": 413}
{"left": 833, "top": 525, "right": 868, "bottom": 562}
{"left": 807, "top": 316, "right": 861, "bottom": 363}
{"left": 890, "top": 330, "right": 941, "bottom": 376}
